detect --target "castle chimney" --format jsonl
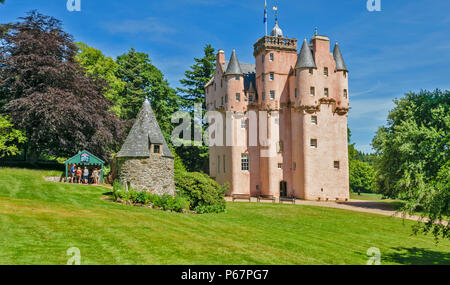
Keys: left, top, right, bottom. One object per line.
{"left": 216, "top": 49, "right": 225, "bottom": 67}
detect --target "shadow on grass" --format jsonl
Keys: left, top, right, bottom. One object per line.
{"left": 384, "top": 247, "right": 450, "bottom": 265}
{"left": 339, "top": 201, "right": 395, "bottom": 211}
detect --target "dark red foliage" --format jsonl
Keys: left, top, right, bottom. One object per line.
{"left": 0, "top": 11, "right": 124, "bottom": 161}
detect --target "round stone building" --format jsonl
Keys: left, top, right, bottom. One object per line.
{"left": 114, "top": 99, "right": 175, "bottom": 196}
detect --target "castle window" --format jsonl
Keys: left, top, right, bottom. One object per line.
{"left": 262, "top": 54, "right": 265, "bottom": 63}
{"left": 309, "top": 68, "right": 314, "bottom": 75}
{"left": 270, "top": 73, "right": 274, "bottom": 81}
{"left": 241, "top": 154, "right": 250, "bottom": 171}
{"left": 310, "top": 139, "right": 318, "bottom": 148}
{"left": 334, "top": 161, "right": 340, "bottom": 169}
{"left": 225, "top": 95, "right": 228, "bottom": 103}
{"left": 324, "top": 67, "right": 329, "bottom": 76}
{"left": 223, "top": 155, "right": 226, "bottom": 173}
{"left": 262, "top": 74, "right": 265, "bottom": 82}
{"left": 249, "top": 94, "right": 254, "bottom": 103}
{"left": 221, "top": 97, "right": 224, "bottom": 105}
{"left": 278, "top": 163, "right": 283, "bottom": 169}
{"left": 270, "top": 91, "right": 275, "bottom": 99}
{"left": 277, "top": 141, "right": 284, "bottom": 153}
{"left": 241, "top": 119, "right": 247, "bottom": 129}
{"left": 312, "top": 116, "right": 318, "bottom": 125}
{"left": 262, "top": 92, "right": 266, "bottom": 100}
{"left": 275, "top": 118, "right": 279, "bottom": 125}
{"left": 324, "top": 88, "right": 329, "bottom": 97}
{"left": 310, "top": 87, "right": 315, "bottom": 96}
{"left": 344, "top": 89, "right": 348, "bottom": 98}
{"left": 344, "top": 71, "right": 347, "bottom": 78}
{"left": 293, "top": 162, "right": 297, "bottom": 171}
{"left": 217, "top": 156, "right": 221, "bottom": 173}
{"left": 236, "top": 93, "right": 241, "bottom": 102}
{"left": 154, "top": 145, "right": 161, "bottom": 154}
{"left": 295, "top": 88, "right": 298, "bottom": 98}
{"left": 235, "top": 76, "right": 240, "bottom": 81}
{"left": 270, "top": 53, "right": 274, "bottom": 61}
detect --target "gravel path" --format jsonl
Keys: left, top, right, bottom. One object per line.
{"left": 225, "top": 197, "right": 430, "bottom": 223}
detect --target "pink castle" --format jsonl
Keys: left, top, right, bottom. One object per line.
{"left": 205, "top": 22, "right": 350, "bottom": 201}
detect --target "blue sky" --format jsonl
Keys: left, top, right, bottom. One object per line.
{"left": 1, "top": 0, "right": 450, "bottom": 153}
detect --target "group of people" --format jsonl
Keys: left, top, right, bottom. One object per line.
{"left": 68, "top": 165, "right": 101, "bottom": 185}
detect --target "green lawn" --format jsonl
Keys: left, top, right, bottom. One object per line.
{"left": 0, "top": 168, "right": 449, "bottom": 265}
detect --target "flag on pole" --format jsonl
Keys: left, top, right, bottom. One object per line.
{"left": 264, "top": 0, "right": 268, "bottom": 23}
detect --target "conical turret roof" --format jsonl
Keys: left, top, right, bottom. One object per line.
{"left": 224, "top": 49, "right": 243, "bottom": 76}
{"left": 295, "top": 39, "right": 317, "bottom": 69}
{"left": 333, "top": 42, "right": 348, "bottom": 72}
{"left": 117, "top": 99, "right": 174, "bottom": 158}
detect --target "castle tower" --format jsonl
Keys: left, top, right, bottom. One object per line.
{"left": 253, "top": 21, "right": 297, "bottom": 197}
{"left": 205, "top": 20, "right": 350, "bottom": 201}
{"left": 291, "top": 31, "right": 350, "bottom": 201}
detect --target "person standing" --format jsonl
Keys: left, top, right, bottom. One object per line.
{"left": 83, "top": 167, "right": 89, "bottom": 184}
{"left": 76, "top": 167, "right": 82, "bottom": 184}
{"left": 70, "top": 165, "right": 76, "bottom": 183}
{"left": 92, "top": 168, "right": 99, "bottom": 185}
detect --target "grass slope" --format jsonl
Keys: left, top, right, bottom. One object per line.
{"left": 0, "top": 168, "right": 449, "bottom": 265}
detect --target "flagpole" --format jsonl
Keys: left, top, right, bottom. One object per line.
{"left": 265, "top": 0, "right": 268, "bottom": 36}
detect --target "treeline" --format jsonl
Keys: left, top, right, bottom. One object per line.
{"left": 0, "top": 11, "right": 212, "bottom": 172}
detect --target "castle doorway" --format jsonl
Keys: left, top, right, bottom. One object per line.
{"left": 280, "top": 181, "right": 287, "bottom": 197}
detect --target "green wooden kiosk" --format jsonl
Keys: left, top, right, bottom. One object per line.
{"left": 65, "top": 150, "right": 105, "bottom": 184}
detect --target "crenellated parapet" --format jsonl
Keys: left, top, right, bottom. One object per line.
{"left": 253, "top": 36, "right": 297, "bottom": 56}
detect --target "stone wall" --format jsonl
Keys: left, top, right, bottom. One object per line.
{"left": 116, "top": 155, "right": 175, "bottom": 196}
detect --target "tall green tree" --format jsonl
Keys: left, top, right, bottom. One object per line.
{"left": 0, "top": 115, "right": 26, "bottom": 157}
{"left": 178, "top": 44, "right": 215, "bottom": 110}
{"left": 372, "top": 89, "right": 449, "bottom": 240}
{"left": 175, "top": 44, "right": 215, "bottom": 173}
{"left": 115, "top": 48, "right": 179, "bottom": 138}
{"left": 75, "top": 42, "right": 126, "bottom": 117}
{"left": 0, "top": 11, "right": 124, "bottom": 161}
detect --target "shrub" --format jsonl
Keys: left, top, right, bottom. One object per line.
{"left": 175, "top": 170, "right": 227, "bottom": 214}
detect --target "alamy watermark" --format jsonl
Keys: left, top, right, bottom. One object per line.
{"left": 67, "top": 0, "right": 81, "bottom": 12}
{"left": 366, "top": 247, "right": 381, "bottom": 265}
{"left": 67, "top": 247, "right": 81, "bottom": 265}
{"left": 171, "top": 104, "right": 281, "bottom": 158}
{"left": 367, "top": 0, "right": 381, "bottom": 12}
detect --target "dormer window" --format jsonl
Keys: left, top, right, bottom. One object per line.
{"left": 153, "top": 145, "right": 161, "bottom": 154}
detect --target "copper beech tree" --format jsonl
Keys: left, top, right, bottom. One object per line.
{"left": 0, "top": 11, "right": 124, "bottom": 161}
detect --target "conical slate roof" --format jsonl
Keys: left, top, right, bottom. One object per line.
{"left": 117, "top": 99, "right": 174, "bottom": 158}
{"left": 295, "top": 39, "right": 317, "bottom": 69}
{"left": 224, "top": 49, "right": 243, "bottom": 76}
{"left": 333, "top": 43, "right": 348, "bottom": 72}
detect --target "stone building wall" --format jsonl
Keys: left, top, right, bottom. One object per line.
{"left": 116, "top": 156, "right": 175, "bottom": 196}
